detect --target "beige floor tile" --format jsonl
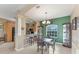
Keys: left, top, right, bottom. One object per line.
{"left": 0, "top": 42, "right": 71, "bottom": 54}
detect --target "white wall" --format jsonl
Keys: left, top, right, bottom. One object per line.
{"left": 71, "top": 5, "right": 79, "bottom": 53}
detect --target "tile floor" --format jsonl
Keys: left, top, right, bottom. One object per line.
{"left": 0, "top": 42, "right": 71, "bottom": 54}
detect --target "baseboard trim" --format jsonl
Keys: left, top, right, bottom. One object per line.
{"left": 15, "top": 48, "right": 24, "bottom": 51}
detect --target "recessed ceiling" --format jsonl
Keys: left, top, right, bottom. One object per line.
{"left": 25, "top": 4, "right": 75, "bottom": 21}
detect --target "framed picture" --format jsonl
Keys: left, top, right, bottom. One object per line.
{"left": 76, "top": 17, "right": 79, "bottom": 29}
{"left": 72, "top": 17, "right": 77, "bottom": 30}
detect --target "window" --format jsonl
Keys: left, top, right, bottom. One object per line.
{"left": 46, "top": 24, "right": 58, "bottom": 39}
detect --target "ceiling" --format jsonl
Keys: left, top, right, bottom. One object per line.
{"left": 0, "top": 4, "right": 24, "bottom": 20}
{"left": 25, "top": 4, "right": 75, "bottom": 21}
{"left": 0, "top": 4, "right": 27, "bottom": 21}
{"left": 0, "top": 4, "right": 75, "bottom": 22}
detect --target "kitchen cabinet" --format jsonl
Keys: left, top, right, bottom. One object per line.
{"left": 63, "top": 23, "right": 71, "bottom": 48}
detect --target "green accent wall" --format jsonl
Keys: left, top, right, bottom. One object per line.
{"left": 40, "top": 16, "right": 70, "bottom": 43}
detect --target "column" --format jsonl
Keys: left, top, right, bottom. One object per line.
{"left": 15, "top": 16, "right": 24, "bottom": 51}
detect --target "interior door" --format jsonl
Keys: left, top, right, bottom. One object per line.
{"left": 12, "top": 27, "right": 15, "bottom": 41}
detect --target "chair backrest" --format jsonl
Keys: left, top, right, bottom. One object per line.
{"left": 37, "top": 35, "right": 45, "bottom": 46}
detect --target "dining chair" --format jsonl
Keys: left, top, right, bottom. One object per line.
{"left": 44, "top": 38, "right": 56, "bottom": 54}
{"left": 36, "top": 35, "right": 46, "bottom": 54}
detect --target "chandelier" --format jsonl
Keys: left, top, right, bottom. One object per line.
{"left": 42, "top": 12, "right": 51, "bottom": 25}
{"left": 42, "top": 20, "right": 51, "bottom": 24}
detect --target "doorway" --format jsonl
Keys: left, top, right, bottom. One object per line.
{"left": 12, "top": 27, "right": 15, "bottom": 42}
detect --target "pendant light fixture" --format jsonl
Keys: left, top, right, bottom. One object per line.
{"left": 42, "top": 12, "right": 51, "bottom": 25}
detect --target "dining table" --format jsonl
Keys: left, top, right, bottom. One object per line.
{"left": 37, "top": 37, "right": 56, "bottom": 54}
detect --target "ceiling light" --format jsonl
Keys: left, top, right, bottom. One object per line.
{"left": 42, "top": 20, "right": 51, "bottom": 25}
{"left": 42, "top": 21, "right": 46, "bottom": 24}
{"left": 45, "top": 12, "right": 47, "bottom": 14}
{"left": 42, "top": 11, "right": 51, "bottom": 25}
{"left": 36, "top": 5, "right": 40, "bottom": 8}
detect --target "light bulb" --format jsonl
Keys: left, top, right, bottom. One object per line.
{"left": 47, "top": 21, "right": 50, "bottom": 24}
{"left": 42, "top": 21, "right": 46, "bottom": 24}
